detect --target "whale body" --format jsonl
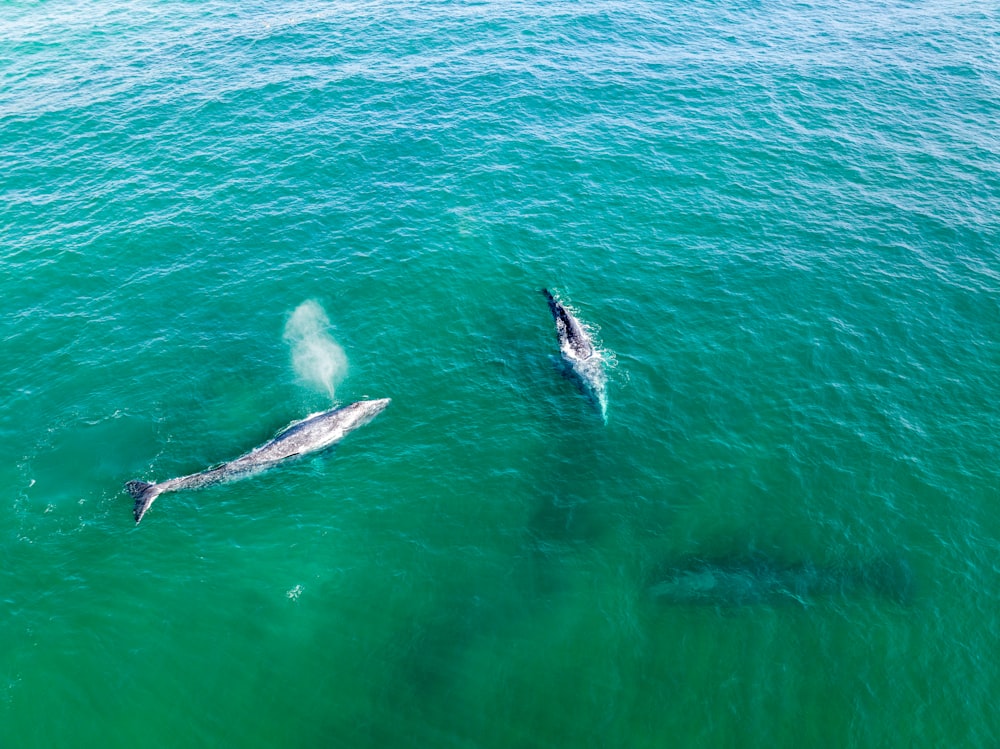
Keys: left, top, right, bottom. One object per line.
{"left": 541, "top": 288, "right": 607, "bottom": 419}
{"left": 125, "top": 398, "right": 390, "bottom": 524}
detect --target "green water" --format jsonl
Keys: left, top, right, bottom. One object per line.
{"left": 3, "top": 1, "right": 999, "bottom": 746}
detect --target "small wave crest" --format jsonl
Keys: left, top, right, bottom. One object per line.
{"left": 283, "top": 300, "right": 348, "bottom": 402}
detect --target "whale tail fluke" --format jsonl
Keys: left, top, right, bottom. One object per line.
{"left": 125, "top": 480, "right": 162, "bottom": 525}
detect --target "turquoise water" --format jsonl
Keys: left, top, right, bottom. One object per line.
{"left": 3, "top": 1, "right": 999, "bottom": 746}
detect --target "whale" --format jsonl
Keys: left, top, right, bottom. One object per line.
{"left": 648, "top": 552, "right": 914, "bottom": 607}
{"left": 541, "top": 288, "right": 607, "bottom": 419}
{"left": 125, "top": 398, "right": 390, "bottom": 524}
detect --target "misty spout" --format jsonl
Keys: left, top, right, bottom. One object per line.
{"left": 284, "top": 300, "right": 348, "bottom": 401}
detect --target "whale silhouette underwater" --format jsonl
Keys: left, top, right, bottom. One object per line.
{"left": 648, "top": 552, "right": 915, "bottom": 608}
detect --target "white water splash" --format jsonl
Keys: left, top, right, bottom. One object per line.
{"left": 283, "top": 300, "right": 348, "bottom": 402}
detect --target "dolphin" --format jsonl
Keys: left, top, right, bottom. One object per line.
{"left": 648, "top": 553, "right": 914, "bottom": 607}
{"left": 125, "top": 398, "right": 390, "bottom": 524}
{"left": 541, "top": 288, "right": 608, "bottom": 419}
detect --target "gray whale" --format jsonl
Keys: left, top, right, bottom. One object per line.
{"left": 126, "top": 398, "right": 390, "bottom": 524}
{"left": 541, "top": 288, "right": 607, "bottom": 419}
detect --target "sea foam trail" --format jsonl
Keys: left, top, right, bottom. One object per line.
{"left": 283, "top": 300, "right": 348, "bottom": 401}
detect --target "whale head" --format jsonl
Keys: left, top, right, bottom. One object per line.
{"left": 338, "top": 398, "right": 391, "bottom": 431}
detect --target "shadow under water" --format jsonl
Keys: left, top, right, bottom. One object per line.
{"left": 647, "top": 552, "right": 915, "bottom": 608}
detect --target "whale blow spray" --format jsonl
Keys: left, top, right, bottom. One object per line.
{"left": 283, "top": 300, "right": 348, "bottom": 401}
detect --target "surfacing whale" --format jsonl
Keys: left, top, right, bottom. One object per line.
{"left": 125, "top": 398, "right": 390, "bottom": 524}
{"left": 541, "top": 288, "right": 607, "bottom": 419}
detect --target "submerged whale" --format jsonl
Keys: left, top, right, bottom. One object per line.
{"left": 125, "top": 398, "right": 390, "bottom": 524}
{"left": 541, "top": 288, "right": 607, "bottom": 419}
{"left": 648, "top": 553, "right": 914, "bottom": 607}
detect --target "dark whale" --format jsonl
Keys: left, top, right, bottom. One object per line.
{"left": 541, "top": 288, "right": 607, "bottom": 419}
{"left": 125, "top": 398, "right": 390, "bottom": 524}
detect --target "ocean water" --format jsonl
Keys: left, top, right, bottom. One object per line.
{"left": 2, "top": 0, "right": 999, "bottom": 746}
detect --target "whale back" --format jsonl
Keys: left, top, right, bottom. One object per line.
{"left": 542, "top": 288, "right": 595, "bottom": 360}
